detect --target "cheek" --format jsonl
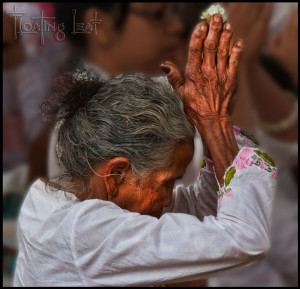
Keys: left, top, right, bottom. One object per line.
{"left": 116, "top": 182, "right": 141, "bottom": 212}
{"left": 146, "top": 187, "right": 171, "bottom": 210}
{"left": 138, "top": 187, "right": 163, "bottom": 213}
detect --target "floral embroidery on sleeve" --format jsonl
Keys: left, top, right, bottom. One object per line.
{"left": 199, "top": 126, "right": 259, "bottom": 181}
{"left": 233, "top": 126, "right": 259, "bottom": 148}
{"left": 198, "top": 157, "right": 214, "bottom": 180}
{"left": 217, "top": 147, "right": 277, "bottom": 207}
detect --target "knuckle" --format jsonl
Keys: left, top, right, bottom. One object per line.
{"left": 212, "top": 21, "right": 222, "bottom": 31}
{"left": 194, "top": 28, "right": 206, "bottom": 40}
{"left": 204, "top": 39, "right": 218, "bottom": 51}
{"left": 217, "top": 47, "right": 228, "bottom": 58}
{"left": 201, "top": 66, "right": 216, "bottom": 78}
{"left": 221, "top": 29, "right": 233, "bottom": 40}
{"left": 230, "top": 58, "right": 239, "bottom": 68}
{"left": 189, "top": 46, "right": 201, "bottom": 56}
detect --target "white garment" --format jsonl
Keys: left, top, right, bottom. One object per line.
{"left": 14, "top": 131, "right": 276, "bottom": 286}
{"left": 208, "top": 128, "right": 298, "bottom": 287}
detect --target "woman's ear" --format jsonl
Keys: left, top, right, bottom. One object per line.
{"left": 103, "top": 157, "right": 131, "bottom": 200}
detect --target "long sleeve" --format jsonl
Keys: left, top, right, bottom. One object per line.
{"left": 164, "top": 126, "right": 264, "bottom": 219}
{"left": 70, "top": 129, "right": 276, "bottom": 286}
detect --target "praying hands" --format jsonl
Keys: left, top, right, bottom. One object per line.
{"left": 161, "top": 14, "right": 243, "bottom": 185}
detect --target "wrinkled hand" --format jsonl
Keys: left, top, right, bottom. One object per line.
{"left": 268, "top": 9, "right": 298, "bottom": 84}
{"left": 161, "top": 14, "right": 243, "bottom": 134}
{"left": 226, "top": 3, "right": 273, "bottom": 62}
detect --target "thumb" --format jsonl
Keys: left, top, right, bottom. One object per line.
{"left": 160, "top": 61, "right": 185, "bottom": 91}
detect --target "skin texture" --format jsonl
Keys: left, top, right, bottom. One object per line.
{"left": 161, "top": 14, "right": 242, "bottom": 185}
{"left": 87, "top": 141, "right": 194, "bottom": 218}
{"left": 161, "top": 15, "right": 243, "bottom": 124}
{"left": 85, "top": 3, "right": 183, "bottom": 76}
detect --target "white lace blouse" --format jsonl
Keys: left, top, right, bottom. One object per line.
{"left": 14, "top": 127, "right": 276, "bottom": 286}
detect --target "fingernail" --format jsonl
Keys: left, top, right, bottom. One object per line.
{"left": 225, "top": 23, "right": 231, "bottom": 30}
{"left": 201, "top": 25, "right": 207, "bottom": 31}
{"left": 161, "top": 65, "right": 170, "bottom": 74}
{"left": 214, "top": 14, "right": 222, "bottom": 22}
{"left": 237, "top": 39, "right": 243, "bottom": 47}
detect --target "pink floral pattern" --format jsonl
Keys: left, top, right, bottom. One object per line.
{"left": 217, "top": 146, "right": 277, "bottom": 208}
{"left": 205, "top": 159, "right": 213, "bottom": 171}
{"left": 233, "top": 126, "right": 241, "bottom": 136}
{"left": 217, "top": 195, "right": 223, "bottom": 206}
{"left": 233, "top": 148, "right": 254, "bottom": 170}
{"left": 271, "top": 168, "right": 277, "bottom": 179}
{"left": 259, "top": 162, "right": 266, "bottom": 170}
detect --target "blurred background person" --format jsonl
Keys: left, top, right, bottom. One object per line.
{"left": 206, "top": 2, "right": 298, "bottom": 287}
{"left": 48, "top": 2, "right": 186, "bottom": 179}
{"left": 3, "top": 2, "right": 69, "bottom": 286}
{"left": 3, "top": 2, "right": 69, "bottom": 181}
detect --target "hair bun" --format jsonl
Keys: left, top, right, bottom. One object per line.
{"left": 41, "top": 69, "right": 104, "bottom": 124}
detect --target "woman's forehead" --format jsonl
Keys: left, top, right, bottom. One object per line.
{"left": 148, "top": 141, "right": 195, "bottom": 183}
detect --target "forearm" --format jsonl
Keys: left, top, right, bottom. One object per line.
{"left": 196, "top": 118, "right": 239, "bottom": 186}
{"left": 247, "top": 61, "right": 298, "bottom": 142}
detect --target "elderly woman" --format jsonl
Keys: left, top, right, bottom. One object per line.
{"left": 14, "top": 14, "right": 276, "bottom": 286}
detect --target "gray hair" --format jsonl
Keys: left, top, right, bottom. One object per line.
{"left": 49, "top": 73, "right": 195, "bottom": 194}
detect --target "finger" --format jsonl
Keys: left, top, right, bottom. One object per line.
{"left": 186, "top": 21, "right": 208, "bottom": 75}
{"left": 217, "top": 22, "right": 233, "bottom": 80}
{"left": 227, "top": 39, "right": 243, "bottom": 84}
{"left": 160, "top": 61, "right": 185, "bottom": 91}
{"left": 203, "top": 14, "right": 224, "bottom": 70}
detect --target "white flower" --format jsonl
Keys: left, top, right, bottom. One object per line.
{"left": 200, "top": 4, "right": 228, "bottom": 22}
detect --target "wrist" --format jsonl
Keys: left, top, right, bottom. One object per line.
{"left": 198, "top": 119, "right": 239, "bottom": 186}
{"left": 196, "top": 116, "right": 233, "bottom": 138}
